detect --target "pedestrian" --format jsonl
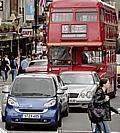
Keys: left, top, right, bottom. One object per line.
{"left": 1, "top": 57, "right": 11, "bottom": 81}
{"left": 89, "top": 78, "right": 119, "bottom": 133}
{"left": 20, "top": 55, "right": 31, "bottom": 73}
{"left": 4, "top": 55, "right": 10, "bottom": 65}
{"left": 10, "top": 56, "right": 18, "bottom": 81}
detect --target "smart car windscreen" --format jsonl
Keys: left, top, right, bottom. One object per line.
{"left": 11, "top": 77, "right": 56, "bottom": 97}
{"left": 60, "top": 73, "right": 94, "bottom": 85}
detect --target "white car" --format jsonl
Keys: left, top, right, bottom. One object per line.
{"left": 60, "top": 71, "right": 100, "bottom": 108}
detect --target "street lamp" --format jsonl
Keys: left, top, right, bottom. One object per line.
{"left": 16, "top": 33, "right": 20, "bottom": 56}
{"left": 34, "top": 0, "right": 38, "bottom": 53}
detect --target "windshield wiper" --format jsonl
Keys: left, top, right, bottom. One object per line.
{"left": 26, "top": 93, "right": 44, "bottom": 96}
{"left": 42, "top": 94, "right": 52, "bottom": 96}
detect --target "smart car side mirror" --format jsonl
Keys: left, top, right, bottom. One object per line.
{"left": 2, "top": 85, "right": 10, "bottom": 94}
{"left": 57, "top": 89, "right": 64, "bottom": 95}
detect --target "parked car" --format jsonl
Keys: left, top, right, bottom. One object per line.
{"left": 5, "top": 73, "right": 69, "bottom": 130}
{"left": 60, "top": 71, "right": 100, "bottom": 108}
{"left": 25, "top": 59, "right": 48, "bottom": 73}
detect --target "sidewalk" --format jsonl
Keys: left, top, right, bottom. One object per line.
{"left": 0, "top": 74, "right": 12, "bottom": 87}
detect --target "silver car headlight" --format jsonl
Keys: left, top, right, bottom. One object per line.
{"left": 80, "top": 93, "right": 86, "bottom": 98}
{"left": 8, "top": 97, "right": 19, "bottom": 107}
{"left": 86, "top": 91, "right": 93, "bottom": 99}
{"left": 44, "top": 99, "right": 56, "bottom": 107}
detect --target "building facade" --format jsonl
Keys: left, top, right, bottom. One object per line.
{"left": 0, "top": 0, "right": 10, "bottom": 21}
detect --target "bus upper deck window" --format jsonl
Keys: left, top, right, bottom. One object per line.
{"left": 76, "top": 8, "right": 97, "bottom": 22}
{"left": 52, "top": 12, "right": 73, "bottom": 22}
{"left": 76, "top": 12, "right": 97, "bottom": 21}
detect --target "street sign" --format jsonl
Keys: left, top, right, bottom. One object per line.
{"left": 0, "top": 1, "right": 3, "bottom": 11}
{"left": 22, "top": 28, "right": 33, "bottom": 37}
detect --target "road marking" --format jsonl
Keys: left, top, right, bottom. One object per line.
{"left": 0, "top": 107, "right": 119, "bottom": 133}
{"left": 0, "top": 128, "right": 7, "bottom": 133}
{"left": 111, "top": 108, "right": 120, "bottom": 115}
{"left": 0, "top": 108, "right": 1, "bottom": 120}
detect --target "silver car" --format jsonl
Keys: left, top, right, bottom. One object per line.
{"left": 60, "top": 71, "right": 100, "bottom": 108}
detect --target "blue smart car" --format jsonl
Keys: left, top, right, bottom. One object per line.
{"left": 5, "top": 73, "right": 68, "bottom": 130}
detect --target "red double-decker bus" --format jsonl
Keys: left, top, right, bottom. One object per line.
{"left": 47, "top": 0, "right": 118, "bottom": 96}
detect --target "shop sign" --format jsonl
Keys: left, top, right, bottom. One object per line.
{"left": 22, "top": 28, "right": 33, "bottom": 37}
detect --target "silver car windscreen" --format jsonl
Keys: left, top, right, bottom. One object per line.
{"left": 60, "top": 74, "right": 94, "bottom": 85}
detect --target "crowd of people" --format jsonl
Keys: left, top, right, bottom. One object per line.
{"left": 0, "top": 55, "right": 21, "bottom": 82}
{"left": 0, "top": 52, "right": 47, "bottom": 82}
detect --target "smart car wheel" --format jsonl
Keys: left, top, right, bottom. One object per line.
{"left": 1, "top": 111, "right": 5, "bottom": 122}
{"left": 2, "top": 115, "right": 5, "bottom": 122}
{"left": 63, "top": 103, "right": 69, "bottom": 117}
{"left": 58, "top": 110, "right": 62, "bottom": 127}
{"left": 5, "top": 122, "right": 12, "bottom": 130}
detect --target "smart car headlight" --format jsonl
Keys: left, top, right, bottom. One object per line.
{"left": 44, "top": 99, "right": 56, "bottom": 107}
{"left": 86, "top": 91, "right": 93, "bottom": 99}
{"left": 8, "top": 97, "right": 19, "bottom": 107}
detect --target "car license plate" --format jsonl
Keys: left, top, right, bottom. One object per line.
{"left": 23, "top": 114, "right": 40, "bottom": 119}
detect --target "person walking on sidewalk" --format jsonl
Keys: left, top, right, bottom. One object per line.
{"left": 1, "top": 56, "right": 11, "bottom": 81}
{"left": 19, "top": 55, "right": 31, "bottom": 74}
{"left": 10, "top": 56, "right": 18, "bottom": 81}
